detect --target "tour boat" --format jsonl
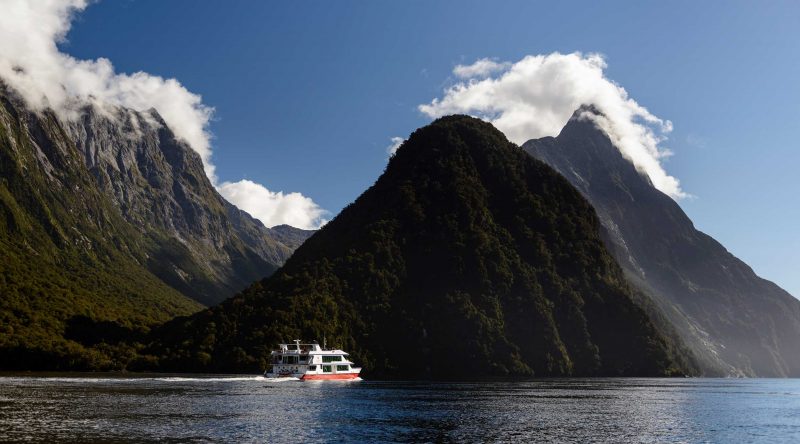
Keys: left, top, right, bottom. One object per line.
{"left": 264, "top": 340, "right": 362, "bottom": 380}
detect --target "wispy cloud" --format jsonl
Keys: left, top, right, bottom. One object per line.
{"left": 0, "top": 0, "right": 326, "bottom": 228}
{"left": 386, "top": 136, "right": 405, "bottom": 156}
{"left": 686, "top": 133, "right": 708, "bottom": 149}
{"left": 453, "top": 58, "right": 511, "bottom": 79}
{"left": 420, "top": 53, "right": 686, "bottom": 199}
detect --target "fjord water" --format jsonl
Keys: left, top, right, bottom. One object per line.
{"left": 1, "top": 376, "right": 798, "bottom": 442}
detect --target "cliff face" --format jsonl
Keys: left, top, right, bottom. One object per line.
{"left": 147, "top": 115, "right": 695, "bottom": 378}
{"left": 524, "top": 107, "right": 800, "bottom": 376}
{"left": 61, "top": 104, "right": 309, "bottom": 305}
{"left": 0, "top": 84, "right": 311, "bottom": 370}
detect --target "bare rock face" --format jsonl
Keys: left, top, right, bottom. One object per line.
{"left": 62, "top": 105, "right": 312, "bottom": 305}
{"left": 524, "top": 106, "right": 800, "bottom": 377}
{"left": 268, "top": 224, "right": 317, "bottom": 251}
{"left": 1, "top": 82, "right": 313, "bottom": 307}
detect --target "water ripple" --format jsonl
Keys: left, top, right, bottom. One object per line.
{"left": 0, "top": 376, "right": 798, "bottom": 442}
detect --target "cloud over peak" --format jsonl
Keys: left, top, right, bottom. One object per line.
{"left": 0, "top": 0, "right": 326, "bottom": 228}
{"left": 419, "top": 52, "right": 686, "bottom": 199}
{"left": 217, "top": 180, "right": 328, "bottom": 230}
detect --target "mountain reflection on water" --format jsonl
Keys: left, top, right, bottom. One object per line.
{"left": 0, "top": 376, "right": 798, "bottom": 442}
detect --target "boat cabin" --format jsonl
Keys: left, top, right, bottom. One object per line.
{"left": 266, "top": 339, "right": 360, "bottom": 380}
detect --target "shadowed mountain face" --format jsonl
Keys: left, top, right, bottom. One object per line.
{"left": 0, "top": 84, "right": 312, "bottom": 369}
{"left": 147, "top": 115, "right": 694, "bottom": 378}
{"left": 524, "top": 107, "right": 800, "bottom": 377}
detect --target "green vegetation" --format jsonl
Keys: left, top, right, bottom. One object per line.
{"left": 0, "top": 94, "right": 201, "bottom": 370}
{"left": 146, "top": 116, "right": 697, "bottom": 378}
{"left": 0, "top": 88, "right": 695, "bottom": 378}
{"left": 0, "top": 82, "right": 314, "bottom": 371}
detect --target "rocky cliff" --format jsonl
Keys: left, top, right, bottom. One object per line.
{"left": 524, "top": 106, "right": 800, "bottom": 376}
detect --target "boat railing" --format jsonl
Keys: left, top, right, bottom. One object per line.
{"left": 275, "top": 343, "right": 322, "bottom": 354}
{"left": 274, "top": 349, "right": 311, "bottom": 355}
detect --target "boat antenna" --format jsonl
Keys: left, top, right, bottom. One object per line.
{"left": 323, "top": 335, "right": 327, "bottom": 350}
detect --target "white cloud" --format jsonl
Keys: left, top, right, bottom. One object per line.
{"left": 386, "top": 136, "right": 405, "bottom": 156}
{"left": 419, "top": 53, "right": 687, "bottom": 199}
{"left": 218, "top": 180, "right": 327, "bottom": 230}
{"left": 0, "top": 0, "right": 326, "bottom": 228}
{"left": 453, "top": 58, "right": 511, "bottom": 79}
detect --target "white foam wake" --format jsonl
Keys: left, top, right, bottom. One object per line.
{"left": 0, "top": 375, "right": 269, "bottom": 384}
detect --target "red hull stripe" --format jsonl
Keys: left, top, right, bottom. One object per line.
{"left": 300, "top": 373, "right": 360, "bottom": 380}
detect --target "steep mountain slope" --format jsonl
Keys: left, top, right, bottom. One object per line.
{"left": 147, "top": 115, "right": 695, "bottom": 378}
{"left": 0, "top": 88, "right": 201, "bottom": 369}
{"left": 524, "top": 106, "right": 800, "bottom": 376}
{"left": 62, "top": 102, "right": 308, "bottom": 305}
{"left": 0, "top": 84, "right": 311, "bottom": 369}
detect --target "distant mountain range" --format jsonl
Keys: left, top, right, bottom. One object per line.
{"left": 524, "top": 106, "right": 800, "bottom": 377}
{"left": 0, "top": 83, "right": 311, "bottom": 369}
{"left": 144, "top": 115, "right": 694, "bottom": 378}
{"left": 2, "top": 73, "right": 797, "bottom": 378}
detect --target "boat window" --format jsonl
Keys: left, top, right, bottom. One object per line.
{"left": 308, "top": 365, "right": 316, "bottom": 371}
{"left": 322, "top": 365, "right": 332, "bottom": 373}
{"left": 285, "top": 356, "right": 299, "bottom": 364}
{"left": 322, "top": 356, "right": 342, "bottom": 363}
{"left": 336, "top": 365, "right": 349, "bottom": 372}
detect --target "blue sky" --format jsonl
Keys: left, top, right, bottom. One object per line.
{"left": 59, "top": 1, "right": 799, "bottom": 296}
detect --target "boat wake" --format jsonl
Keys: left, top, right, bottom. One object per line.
{"left": 263, "top": 377, "right": 301, "bottom": 383}
{"left": 301, "top": 377, "right": 363, "bottom": 383}
{"left": 0, "top": 376, "right": 270, "bottom": 384}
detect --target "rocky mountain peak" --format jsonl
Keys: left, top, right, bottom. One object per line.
{"left": 524, "top": 107, "right": 800, "bottom": 376}
{"left": 145, "top": 115, "right": 693, "bottom": 377}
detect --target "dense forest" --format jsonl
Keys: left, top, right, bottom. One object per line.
{"left": 143, "top": 116, "right": 697, "bottom": 378}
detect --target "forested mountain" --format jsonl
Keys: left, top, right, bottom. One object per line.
{"left": 146, "top": 115, "right": 695, "bottom": 378}
{"left": 524, "top": 106, "right": 800, "bottom": 376}
{"left": 0, "top": 84, "right": 311, "bottom": 370}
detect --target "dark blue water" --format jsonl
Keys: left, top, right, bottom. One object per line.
{"left": 0, "top": 375, "right": 798, "bottom": 443}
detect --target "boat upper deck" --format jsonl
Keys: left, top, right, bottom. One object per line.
{"left": 272, "top": 340, "right": 348, "bottom": 356}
